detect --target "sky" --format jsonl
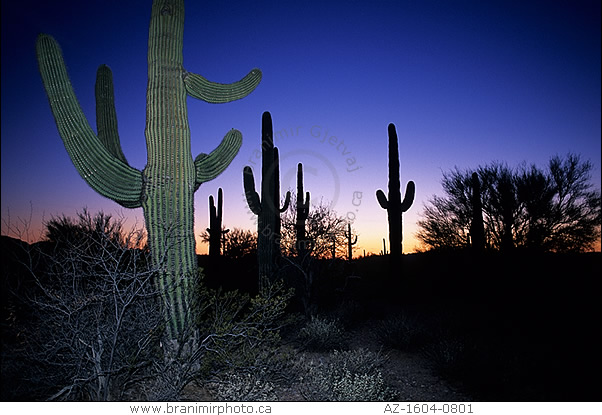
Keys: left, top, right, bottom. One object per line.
{"left": 2, "top": 0, "right": 601, "bottom": 255}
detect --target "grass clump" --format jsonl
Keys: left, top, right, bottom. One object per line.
{"left": 373, "top": 312, "right": 431, "bottom": 351}
{"left": 298, "top": 316, "right": 347, "bottom": 351}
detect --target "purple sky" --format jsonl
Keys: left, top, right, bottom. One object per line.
{"left": 2, "top": 0, "right": 600, "bottom": 254}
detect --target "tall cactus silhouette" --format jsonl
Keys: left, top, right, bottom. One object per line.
{"left": 295, "top": 163, "right": 311, "bottom": 258}
{"left": 35, "top": 0, "right": 261, "bottom": 341}
{"left": 470, "top": 172, "right": 485, "bottom": 252}
{"left": 345, "top": 223, "right": 358, "bottom": 261}
{"left": 376, "top": 124, "right": 415, "bottom": 271}
{"left": 243, "top": 112, "right": 291, "bottom": 283}
{"left": 207, "top": 188, "right": 229, "bottom": 258}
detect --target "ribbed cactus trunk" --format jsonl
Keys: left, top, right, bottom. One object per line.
{"left": 295, "top": 163, "right": 311, "bottom": 258}
{"left": 243, "top": 112, "right": 291, "bottom": 286}
{"left": 36, "top": 0, "right": 261, "bottom": 343}
{"left": 470, "top": 172, "right": 485, "bottom": 252}
{"left": 376, "top": 124, "right": 415, "bottom": 274}
{"left": 143, "top": 1, "right": 196, "bottom": 340}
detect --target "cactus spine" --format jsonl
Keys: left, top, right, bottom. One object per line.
{"left": 470, "top": 172, "right": 485, "bottom": 252}
{"left": 345, "top": 223, "right": 358, "bottom": 261}
{"left": 36, "top": 0, "right": 261, "bottom": 341}
{"left": 295, "top": 163, "right": 311, "bottom": 258}
{"left": 243, "top": 112, "right": 291, "bottom": 283}
{"left": 376, "top": 124, "right": 415, "bottom": 271}
{"left": 207, "top": 188, "right": 229, "bottom": 258}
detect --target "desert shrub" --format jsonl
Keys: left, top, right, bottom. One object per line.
{"left": 298, "top": 316, "right": 347, "bottom": 351}
{"left": 10, "top": 211, "right": 163, "bottom": 401}
{"left": 212, "top": 370, "right": 278, "bottom": 401}
{"left": 148, "top": 277, "right": 294, "bottom": 401}
{"left": 331, "top": 299, "right": 366, "bottom": 329}
{"left": 204, "top": 343, "right": 301, "bottom": 401}
{"left": 196, "top": 278, "right": 295, "bottom": 367}
{"left": 4, "top": 210, "right": 297, "bottom": 401}
{"left": 423, "top": 337, "right": 471, "bottom": 378}
{"left": 299, "top": 348, "right": 395, "bottom": 401}
{"left": 328, "top": 348, "right": 388, "bottom": 374}
{"left": 373, "top": 312, "right": 431, "bottom": 351}
{"left": 139, "top": 277, "right": 296, "bottom": 401}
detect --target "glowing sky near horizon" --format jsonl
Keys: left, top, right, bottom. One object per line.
{"left": 2, "top": 0, "right": 601, "bottom": 254}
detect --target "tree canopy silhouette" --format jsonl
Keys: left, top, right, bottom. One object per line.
{"left": 200, "top": 227, "right": 257, "bottom": 259}
{"left": 416, "top": 154, "right": 601, "bottom": 252}
{"left": 281, "top": 195, "right": 350, "bottom": 259}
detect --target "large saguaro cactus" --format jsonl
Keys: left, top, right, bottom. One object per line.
{"left": 243, "top": 112, "right": 291, "bottom": 283}
{"left": 376, "top": 124, "right": 415, "bottom": 273}
{"left": 35, "top": 0, "right": 261, "bottom": 342}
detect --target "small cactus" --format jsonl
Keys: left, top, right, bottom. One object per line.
{"left": 345, "top": 223, "right": 358, "bottom": 261}
{"left": 381, "top": 238, "right": 388, "bottom": 256}
{"left": 207, "top": 188, "right": 229, "bottom": 258}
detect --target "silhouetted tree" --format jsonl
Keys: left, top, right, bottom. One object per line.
{"left": 544, "top": 154, "right": 602, "bottom": 252}
{"left": 280, "top": 196, "right": 349, "bottom": 259}
{"left": 201, "top": 227, "right": 257, "bottom": 259}
{"left": 417, "top": 154, "right": 601, "bottom": 252}
{"left": 45, "top": 209, "right": 126, "bottom": 251}
{"left": 479, "top": 163, "right": 519, "bottom": 252}
{"left": 19, "top": 212, "right": 162, "bottom": 401}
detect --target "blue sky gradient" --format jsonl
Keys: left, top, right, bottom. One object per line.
{"left": 2, "top": 0, "right": 600, "bottom": 254}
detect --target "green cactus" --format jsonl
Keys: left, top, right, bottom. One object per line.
{"left": 345, "top": 223, "right": 358, "bottom": 261}
{"left": 207, "top": 188, "right": 229, "bottom": 258}
{"left": 295, "top": 163, "right": 311, "bottom": 258}
{"left": 376, "top": 124, "right": 415, "bottom": 271}
{"left": 470, "top": 172, "right": 485, "bottom": 252}
{"left": 36, "top": 0, "right": 261, "bottom": 341}
{"left": 243, "top": 112, "right": 291, "bottom": 284}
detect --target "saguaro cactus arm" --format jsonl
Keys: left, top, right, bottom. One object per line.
{"left": 36, "top": 34, "right": 144, "bottom": 209}
{"left": 184, "top": 69, "right": 262, "bottom": 104}
{"left": 273, "top": 148, "right": 291, "bottom": 212}
{"left": 401, "top": 181, "right": 416, "bottom": 211}
{"left": 243, "top": 166, "right": 262, "bottom": 215}
{"left": 376, "top": 189, "right": 389, "bottom": 209}
{"left": 95, "top": 64, "right": 129, "bottom": 165}
{"left": 280, "top": 193, "right": 292, "bottom": 212}
{"left": 378, "top": 182, "right": 415, "bottom": 210}
{"left": 193, "top": 129, "right": 242, "bottom": 190}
